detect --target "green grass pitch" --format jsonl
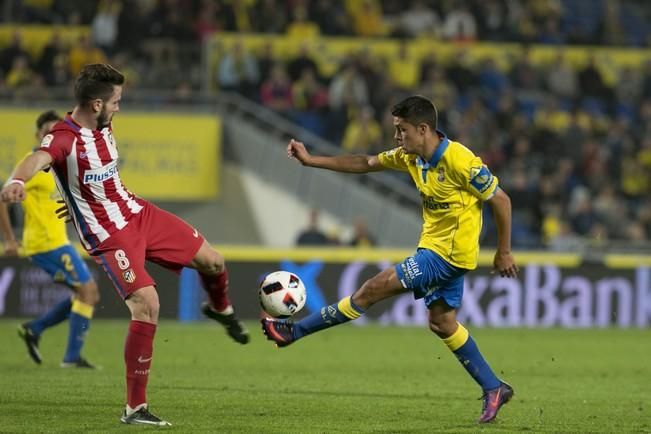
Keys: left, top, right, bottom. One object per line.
{"left": 0, "top": 319, "right": 649, "bottom": 433}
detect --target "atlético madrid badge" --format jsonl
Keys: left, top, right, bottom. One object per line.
{"left": 123, "top": 269, "right": 136, "bottom": 283}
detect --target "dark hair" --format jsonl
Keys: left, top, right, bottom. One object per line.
{"left": 391, "top": 95, "right": 438, "bottom": 131}
{"left": 74, "top": 64, "right": 125, "bottom": 106}
{"left": 36, "top": 110, "right": 62, "bottom": 130}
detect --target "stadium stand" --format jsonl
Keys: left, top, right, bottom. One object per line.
{"left": 0, "top": 0, "right": 650, "bottom": 250}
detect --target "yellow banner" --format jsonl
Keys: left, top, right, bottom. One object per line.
{"left": 0, "top": 109, "right": 220, "bottom": 200}
{"left": 114, "top": 113, "right": 220, "bottom": 200}
{"left": 0, "top": 109, "right": 42, "bottom": 180}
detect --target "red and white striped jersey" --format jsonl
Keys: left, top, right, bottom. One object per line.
{"left": 38, "top": 113, "right": 145, "bottom": 252}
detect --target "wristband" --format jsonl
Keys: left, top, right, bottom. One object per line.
{"left": 8, "top": 178, "right": 25, "bottom": 187}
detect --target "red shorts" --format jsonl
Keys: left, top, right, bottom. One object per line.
{"left": 91, "top": 202, "right": 204, "bottom": 299}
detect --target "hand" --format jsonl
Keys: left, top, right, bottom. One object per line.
{"left": 287, "top": 139, "right": 312, "bottom": 166}
{"left": 3, "top": 239, "right": 19, "bottom": 256}
{"left": 55, "top": 199, "right": 72, "bottom": 223}
{"left": 0, "top": 182, "right": 25, "bottom": 203}
{"left": 492, "top": 250, "right": 518, "bottom": 278}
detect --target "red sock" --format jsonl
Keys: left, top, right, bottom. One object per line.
{"left": 200, "top": 268, "right": 231, "bottom": 312}
{"left": 124, "top": 320, "right": 156, "bottom": 409}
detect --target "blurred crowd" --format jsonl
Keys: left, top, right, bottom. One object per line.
{"left": 1, "top": 0, "right": 650, "bottom": 249}
{"left": 3, "top": 0, "right": 650, "bottom": 45}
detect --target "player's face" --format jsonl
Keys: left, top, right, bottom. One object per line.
{"left": 393, "top": 117, "right": 424, "bottom": 154}
{"left": 36, "top": 120, "right": 58, "bottom": 141}
{"left": 96, "top": 85, "right": 122, "bottom": 128}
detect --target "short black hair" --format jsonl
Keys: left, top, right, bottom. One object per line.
{"left": 36, "top": 110, "right": 62, "bottom": 130}
{"left": 74, "top": 64, "right": 125, "bottom": 107}
{"left": 391, "top": 95, "right": 438, "bottom": 131}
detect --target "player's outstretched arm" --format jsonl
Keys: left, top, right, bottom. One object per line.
{"left": 486, "top": 187, "right": 518, "bottom": 278}
{"left": 287, "top": 139, "right": 385, "bottom": 174}
{"left": 0, "top": 150, "right": 53, "bottom": 203}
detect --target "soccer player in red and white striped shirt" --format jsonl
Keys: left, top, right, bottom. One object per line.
{"left": 0, "top": 64, "right": 249, "bottom": 427}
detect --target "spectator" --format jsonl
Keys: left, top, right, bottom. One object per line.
{"left": 0, "top": 31, "right": 30, "bottom": 76}
{"left": 91, "top": 0, "right": 121, "bottom": 55}
{"left": 259, "top": 62, "right": 293, "bottom": 113}
{"left": 442, "top": 5, "right": 477, "bottom": 42}
{"left": 286, "top": 5, "right": 319, "bottom": 39}
{"left": 115, "top": 0, "right": 148, "bottom": 57}
{"left": 546, "top": 52, "right": 578, "bottom": 100}
{"left": 287, "top": 43, "right": 319, "bottom": 83}
{"left": 291, "top": 68, "right": 328, "bottom": 112}
{"left": 349, "top": 0, "right": 386, "bottom": 37}
{"left": 387, "top": 41, "right": 419, "bottom": 90}
{"left": 296, "top": 209, "right": 330, "bottom": 246}
{"left": 5, "top": 55, "right": 34, "bottom": 89}
{"left": 341, "top": 105, "right": 382, "bottom": 154}
{"left": 578, "top": 55, "right": 609, "bottom": 100}
{"left": 35, "top": 32, "right": 67, "bottom": 86}
{"left": 476, "top": 0, "right": 509, "bottom": 41}
{"left": 348, "top": 216, "right": 376, "bottom": 247}
{"left": 255, "top": 0, "right": 288, "bottom": 34}
{"left": 68, "top": 34, "right": 107, "bottom": 76}
{"left": 217, "top": 40, "right": 260, "bottom": 98}
{"left": 327, "top": 62, "right": 369, "bottom": 141}
{"left": 395, "top": 0, "right": 441, "bottom": 38}
{"left": 193, "top": 0, "right": 221, "bottom": 42}
{"left": 309, "top": 0, "right": 350, "bottom": 36}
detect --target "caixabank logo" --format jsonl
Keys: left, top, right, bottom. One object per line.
{"left": 331, "top": 263, "right": 651, "bottom": 328}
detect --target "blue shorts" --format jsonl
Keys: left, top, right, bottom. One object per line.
{"left": 395, "top": 248, "right": 467, "bottom": 309}
{"left": 30, "top": 245, "right": 92, "bottom": 288}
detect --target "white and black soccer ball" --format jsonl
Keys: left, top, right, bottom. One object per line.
{"left": 259, "top": 271, "right": 307, "bottom": 318}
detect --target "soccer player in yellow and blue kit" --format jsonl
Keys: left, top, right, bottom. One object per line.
{"left": 262, "top": 96, "right": 519, "bottom": 423}
{"left": 0, "top": 110, "right": 99, "bottom": 368}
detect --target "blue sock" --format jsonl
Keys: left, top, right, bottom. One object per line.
{"left": 63, "top": 300, "right": 93, "bottom": 363}
{"left": 443, "top": 323, "right": 501, "bottom": 392}
{"left": 294, "top": 296, "right": 365, "bottom": 339}
{"left": 27, "top": 297, "right": 72, "bottom": 336}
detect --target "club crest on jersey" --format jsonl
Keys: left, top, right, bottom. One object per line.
{"left": 107, "top": 131, "right": 116, "bottom": 147}
{"left": 122, "top": 269, "right": 136, "bottom": 283}
{"left": 437, "top": 167, "right": 445, "bottom": 182}
{"left": 40, "top": 134, "right": 54, "bottom": 148}
{"left": 83, "top": 161, "right": 118, "bottom": 184}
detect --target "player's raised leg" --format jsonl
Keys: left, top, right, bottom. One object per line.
{"left": 428, "top": 299, "right": 513, "bottom": 423}
{"left": 188, "top": 240, "right": 249, "bottom": 344}
{"left": 261, "top": 266, "right": 407, "bottom": 347}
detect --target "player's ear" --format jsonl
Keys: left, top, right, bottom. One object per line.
{"left": 91, "top": 98, "right": 103, "bottom": 114}
{"left": 418, "top": 123, "right": 429, "bottom": 136}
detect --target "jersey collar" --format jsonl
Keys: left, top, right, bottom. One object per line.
{"left": 64, "top": 113, "right": 99, "bottom": 137}
{"left": 64, "top": 113, "right": 81, "bottom": 131}
{"left": 416, "top": 130, "right": 449, "bottom": 170}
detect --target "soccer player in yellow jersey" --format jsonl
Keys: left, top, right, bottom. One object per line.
{"left": 262, "top": 95, "right": 519, "bottom": 423}
{"left": 0, "top": 110, "right": 99, "bottom": 368}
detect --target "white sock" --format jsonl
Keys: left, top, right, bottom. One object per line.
{"left": 126, "top": 403, "right": 147, "bottom": 416}
{"left": 216, "top": 305, "right": 233, "bottom": 315}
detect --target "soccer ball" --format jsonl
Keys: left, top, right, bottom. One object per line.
{"left": 259, "top": 271, "right": 307, "bottom": 318}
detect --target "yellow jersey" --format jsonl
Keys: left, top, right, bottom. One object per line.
{"left": 20, "top": 152, "right": 69, "bottom": 255}
{"left": 378, "top": 132, "right": 498, "bottom": 269}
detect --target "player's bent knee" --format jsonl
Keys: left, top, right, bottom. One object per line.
{"left": 77, "top": 280, "right": 100, "bottom": 305}
{"left": 125, "top": 287, "right": 160, "bottom": 323}
{"left": 191, "top": 243, "right": 225, "bottom": 275}
{"left": 428, "top": 316, "right": 457, "bottom": 338}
